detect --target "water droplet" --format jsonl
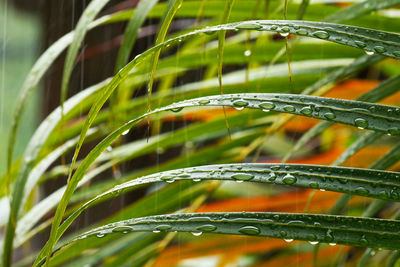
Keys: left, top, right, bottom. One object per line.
{"left": 156, "top": 225, "right": 172, "bottom": 231}
{"left": 191, "top": 232, "right": 203, "bottom": 236}
{"left": 199, "top": 99, "right": 210, "bottom": 105}
{"left": 283, "top": 105, "right": 295, "bottom": 112}
{"left": 280, "top": 231, "right": 287, "bottom": 237}
{"left": 296, "top": 29, "right": 308, "bottom": 36}
{"left": 152, "top": 230, "right": 161, "bottom": 233}
{"left": 236, "top": 22, "right": 262, "bottom": 30}
{"left": 204, "top": 28, "right": 217, "bottom": 35}
{"left": 325, "top": 229, "right": 334, "bottom": 242}
{"left": 329, "top": 243, "right": 336, "bottom": 246}
{"left": 161, "top": 175, "right": 175, "bottom": 183}
{"left": 378, "top": 191, "right": 388, "bottom": 198}
{"left": 388, "top": 128, "right": 400, "bottom": 136}
{"left": 231, "top": 173, "right": 254, "bottom": 181}
{"left": 171, "top": 107, "right": 183, "bottom": 113}
{"left": 365, "top": 50, "right": 374, "bottom": 55}
{"left": 313, "top": 31, "right": 329, "bottom": 39}
{"left": 288, "top": 220, "right": 305, "bottom": 225}
{"left": 268, "top": 172, "right": 276, "bottom": 181}
{"left": 360, "top": 236, "right": 368, "bottom": 245}
{"left": 192, "top": 178, "right": 201, "bottom": 182}
{"left": 233, "top": 100, "right": 249, "bottom": 110}
{"left": 259, "top": 102, "right": 275, "bottom": 112}
{"left": 197, "top": 224, "right": 217, "bottom": 232}
{"left": 271, "top": 165, "right": 280, "bottom": 171}
{"left": 244, "top": 50, "right": 251, "bottom": 57}
{"left": 238, "top": 226, "right": 260, "bottom": 235}
{"left": 282, "top": 173, "right": 297, "bottom": 185}
{"left": 270, "top": 25, "right": 278, "bottom": 30}
{"left": 309, "top": 241, "right": 319, "bottom": 245}
{"left": 122, "top": 130, "right": 129, "bottom": 136}
{"left": 324, "top": 112, "right": 336, "bottom": 120}
{"left": 374, "top": 46, "right": 386, "bottom": 53}
{"left": 106, "top": 146, "right": 113, "bottom": 152}
{"left": 309, "top": 182, "right": 319, "bottom": 189}
{"left": 279, "top": 32, "right": 289, "bottom": 37}
{"left": 281, "top": 26, "right": 290, "bottom": 32}
{"left": 112, "top": 226, "right": 133, "bottom": 233}
{"left": 370, "top": 250, "right": 376, "bottom": 256}
{"left": 354, "top": 41, "right": 366, "bottom": 48}
{"left": 284, "top": 239, "right": 294, "bottom": 242}
{"left": 355, "top": 187, "right": 369, "bottom": 196}
{"left": 354, "top": 118, "right": 368, "bottom": 129}
{"left": 300, "top": 106, "right": 312, "bottom": 115}
{"left": 96, "top": 233, "right": 105, "bottom": 238}
{"left": 392, "top": 190, "right": 400, "bottom": 200}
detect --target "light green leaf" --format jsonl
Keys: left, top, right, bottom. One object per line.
{"left": 114, "top": 0, "right": 159, "bottom": 73}
{"left": 60, "top": 0, "right": 110, "bottom": 114}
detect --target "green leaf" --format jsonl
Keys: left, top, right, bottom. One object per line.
{"left": 333, "top": 132, "right": 384, "bottom": 166}
{"left": 34, "top": 89, "right": 400, "bottom": 264}
{"left": 2, "top": 80, "right": 108, "bottom": 267}
{"left": 60, "top": 0, "right": 110, "bottom": 114}
{"left": 297, "top": 0, "right": 310, "bottom": 20}
{"left": 36, "top": 19, "right": 400, "bottom": 264}
{"left": 55, "top": 211, "right": 400, "bottom": 261}
{"left": 147, "top": 0, "right": 182, "bottom": 111}
{"left": 217, "top": 0, "right": 236, "bottom": 134}
{"left": 326, "top": 0, "right": 400, "bottom": 23}
{"left": 11, "top": 111, "right": 266, "bottom": 251}
{"left": 173, "top": 94, "right": 400, "bottom": 134}
{"left": 41, "top": 181, "right": 209, "bottom": 266}
{"left": 350, "top": 139, "right": 400, "bottom": 265}
{"left": 52, "top": 162, "right": 400, "bottom": 248}
{"left": 302, "top": 54, "right": 384, "bottom": 95}
{"left": 284, "top": 74, "right": 400, "bottom": 162}
{"left": 114, "top": 0, "right": 159, "bottom": 73}
{"left": 5, "top": 10, "right": 126, "bottom": 182}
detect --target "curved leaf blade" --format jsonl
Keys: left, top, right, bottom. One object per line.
{"left": 326, "top": 0, "right": 400, "bottom": 23}
{"left": 60, "top": 0, "right": 110, "bottom": 113}
{"left": 55, "top": 162, "right": 400, "bottom": 246}
{"left": 40, "top": 18, "right": 400, "bottom": 263}
{"left": 57, "top": 212, "right": 400, "bottom": 262}
{"left": 2, "top": 80, "right": 108, "bottom": 267}
{"left": 114, "top": 0, "right": 159, "bottom": 73}
{"left": 36, "top": 91, "right": 400, "bottom": 263}
{"left": 173, "top": 93, "right": 400, "bottom": 135}
{"left": 284, "top": 74, "right": 400, "bottom": 162}
{"left": 147, "top": 0, "right": 182, "bottom": 111}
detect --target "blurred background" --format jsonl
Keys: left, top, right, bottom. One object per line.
{"left": 0, "top": 0, "right": 39, "bottom": 174}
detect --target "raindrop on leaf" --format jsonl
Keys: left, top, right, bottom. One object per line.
{"left": 283, "top": 105, "right": 295, "bottom": 112}
{"left": 199, "top": 99, "right": 210, "bottom": 105}
{"left": 231, "top": 173, "right": 254, "bottom": 181}
{"left": 300, "top": 106, "right": 312, "bottom": 115}
{"left": 259, "top": 102, "right": 275, "bottom": 112}
{"left": 282, "top": 173, "right": 297, "bottom": 185}
{"left": 313, "top": 31, "right": 329, "bottom": 39}
{"left": 191, "top": 232, "right": 203, "bottom": 236}
{"left": 354, "top": 118, "right": 368, "bottom": 129}
{"left": 238, "top": 226, "right": 260, "bottom": 235}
